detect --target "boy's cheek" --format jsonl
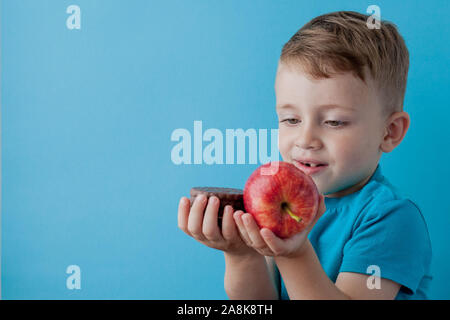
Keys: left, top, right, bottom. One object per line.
{"left": 277, "top": 134, "right": 291, "bottom": 160}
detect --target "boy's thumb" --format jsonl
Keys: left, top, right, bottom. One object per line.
{"left": 316, "top": 194, "right": 326, "bottom": 218}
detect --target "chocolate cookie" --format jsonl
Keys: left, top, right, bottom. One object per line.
{"left": 190, "top": 187, "right": 245, "bottom": 220}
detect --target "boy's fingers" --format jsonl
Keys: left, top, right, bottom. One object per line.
{"left": 178, "top": 197, "right": 191, "bottom": 235}
{"left": 306, "top": 194, "right": 326, "bottom": 232}
{"left": 260, "top": 228, "right": 283, "bottom": 254}
{"left": 233, "top": 211, "right": 252, "bottom": 246}
{"left": 187, "top": 194, "right": 208, "bottom": 241}
{"left": 318, "top": 194, "right": 326, "bottom": 215}
{"left": 242, "top": 214, "right": 267, "bottom": 250}
{"left": 202, "top": 196, "right": 224, "bottom": 242}
{"left": 221, "top": 205, "right": 238, "bottom": 240}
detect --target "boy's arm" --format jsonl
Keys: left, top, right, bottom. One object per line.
{"left": 178, "top": 196, "right": 278, "bottom": 299}
{"left": 236, "top": 195, "right": 402, "bottom": 300}
{"left": 275, "top": 240, "right": 401, "bottom": 300}
{"left": 265, "top": 256, "right": 281, "bottom": 297}
{"left": 224, "top": 253, "right": 279, "bottom": 300}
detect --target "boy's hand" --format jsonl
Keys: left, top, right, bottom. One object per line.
{"left": 234, "top": 194, "right": 326, "bottom": 258}
{"left": 178, "top": 194, "right": 258, "bottom": 257}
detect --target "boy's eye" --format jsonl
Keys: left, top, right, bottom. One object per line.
{"left": 281, "top": 118, "right": 300, "bottom": 125}
{"left": 325, "top": 120, "right": 346, "bottom": 127}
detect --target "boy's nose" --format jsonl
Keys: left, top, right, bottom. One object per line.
{"left": 295, "top": 126, "right": 322, "bottom": 150}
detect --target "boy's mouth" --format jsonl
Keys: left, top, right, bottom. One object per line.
{"left": 293, "top": 159, "right": 328, "bottom": 175}
{"left": 299, "top": 162, "right": 325, "bottom": 167}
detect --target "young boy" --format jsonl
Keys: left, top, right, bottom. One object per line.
{"left": 178, "top": 11, "right": 432, "bottom": 300}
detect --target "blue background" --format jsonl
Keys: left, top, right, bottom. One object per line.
{"left": 1, "top": 0, "right": 449, "bottom": 299}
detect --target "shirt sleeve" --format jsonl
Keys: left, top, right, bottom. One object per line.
{"left": 339, "top": 198, "right": 432, "bottom": 296}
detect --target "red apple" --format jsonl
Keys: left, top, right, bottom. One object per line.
{"left": 243, "top": 161, "right": 320, "bottom": 239}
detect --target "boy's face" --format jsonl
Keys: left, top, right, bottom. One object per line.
{"left": 275, "top": 62, "right": 386, "bottom": 197}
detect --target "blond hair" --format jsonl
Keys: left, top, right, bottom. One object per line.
{"left": 280, "top": 11, "right": 409, "bottom": 115}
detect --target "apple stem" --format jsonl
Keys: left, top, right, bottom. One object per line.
{"left": 283, "top": 205, "right": 302, "bottom": 223}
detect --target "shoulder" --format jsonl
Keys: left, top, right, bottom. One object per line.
{"left": 350, "top": 175, "right": 432, "bottom": 256}
{"left": 353, "top": 175, "right": 424, "bottom": 223}
{"left": 339, "top": 174, "right": 433, "bottom": 296}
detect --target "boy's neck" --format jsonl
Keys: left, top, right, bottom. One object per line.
{"left": 324, "top": 165, "right": 378, "bottom": 198}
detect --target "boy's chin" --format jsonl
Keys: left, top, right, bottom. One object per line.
{"left": 322, "top": 179, "right": 364, "bottom": 198}
{"left": 311, "top": 179, "right": 327, "bottom": 195}
{"left": 317, "top": 180, "right": 345, "bottom": 197}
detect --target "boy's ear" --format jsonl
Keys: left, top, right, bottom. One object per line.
{"left": 380, "top": 111, "right": 410, "bottom": 153}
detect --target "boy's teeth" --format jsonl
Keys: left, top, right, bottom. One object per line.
{"left": 302, "top": 162, "right": 322, "bottom": 167}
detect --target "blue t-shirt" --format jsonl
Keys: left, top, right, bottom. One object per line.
{"left": 279, "top": 164, "right": 432, "bottom": 300}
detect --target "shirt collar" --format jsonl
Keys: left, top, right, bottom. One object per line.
{"left": 324, "top": 164, "right": 382, "bottom": 207}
